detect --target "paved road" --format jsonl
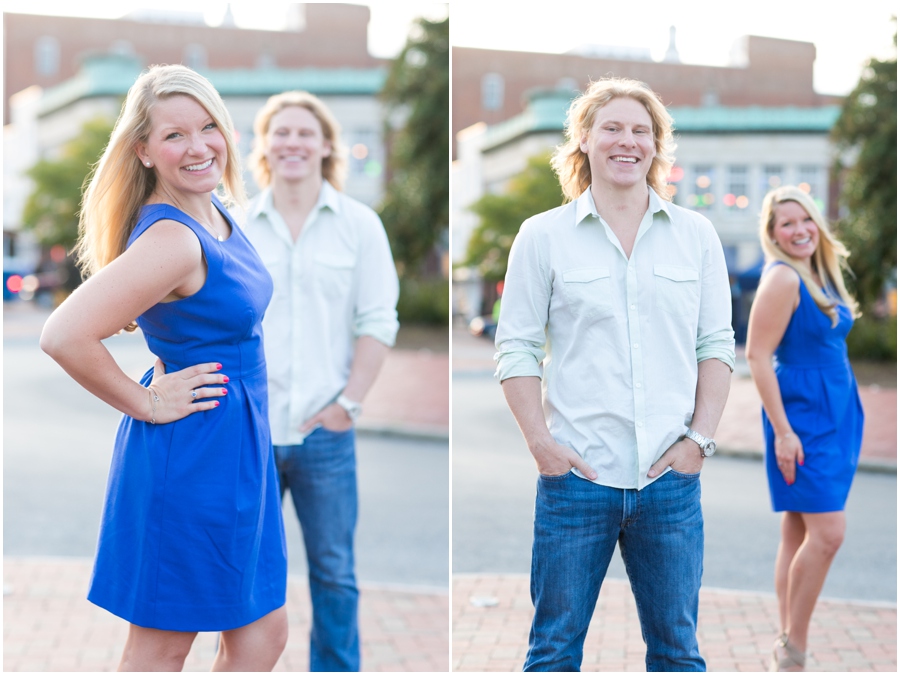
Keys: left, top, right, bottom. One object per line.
{"left": 4, "top": 308, "right": 448, "bottom": 588}
{"left": 452, "top": 373, "right": 897, "bottom": 602}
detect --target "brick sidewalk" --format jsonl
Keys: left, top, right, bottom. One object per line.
{"left": 360, "top": 348, "right": 449, "bottom": 439}
{"left": 453, "top": 574, "right": 897, "bottom": 672}
{"left": 3, "top": 557, "right": 448, "bottom": 672}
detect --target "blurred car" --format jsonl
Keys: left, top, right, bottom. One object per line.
{"left": 468, "top": 314, "right": 497, "bottom": 340}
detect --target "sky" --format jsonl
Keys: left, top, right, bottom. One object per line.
{"left": 451, "top": 0, "right": 896, "bottom": 96}
{"left": 1, "top": 2, "right": 449, "bottom": 59}
{"left": 2, "top": 1, "right": 894, "bottom": 94}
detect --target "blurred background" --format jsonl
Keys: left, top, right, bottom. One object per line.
{"left": 452, "top": 1, "right": 896, "bottom": 360}
{"left": 3, "top": 4, "right": 449, "bottom": 671}
{"left": 4, "top": 1, "right": 449, "bottom": 328}
{"left": 450, "top": 3, "right": 897, "bottom": 671}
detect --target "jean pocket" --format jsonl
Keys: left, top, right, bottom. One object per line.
{"left": 538, "top": 470, "right": 573, "bottom": 481}
{"left": 654, "top": 264, "right": 699, "bottom": 317}
{"left": 561, "top": 267, "right": 614, "bottom": 320}
{"left": 667, "top": 467, "right": 701, "bottom": 479}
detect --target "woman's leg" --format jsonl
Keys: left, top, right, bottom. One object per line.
{"left": 212, "top": 606, "right": 288, "bottom": 672}
{"left": 118, "top": 625, "right": 197, "bottom": 672}
{"left": 775, "top": 512, "right": 806, "bottom": 631}
{"left": 784, "top": 511, "right": 846, "bottom": 651}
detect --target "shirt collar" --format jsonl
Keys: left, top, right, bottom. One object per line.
{"left": 574, "top": 185, "right": 673, "bottom": 225}
{"left": 248, "top": 179, "right": 342, "bottom": 222}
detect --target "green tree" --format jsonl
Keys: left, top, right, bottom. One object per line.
{"left": 22, "top": 116, "right": 114, "bottom": 249}
{"left": 462, "top": 153, "right": 564, "bottom": 282}
{"left": 378, "top": 15, "right": 448, "bottom": 276}
{"left": 831, "top": 29, "right": 897, "bottom": 309}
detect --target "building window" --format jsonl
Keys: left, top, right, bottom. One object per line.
{"left": 724, "top": 165, "right": 750, "bottom": 211}
{"left": 481, "top": 73, "right": 504, "bottom": 111}
{"left": 35, "top": 36, "right": 60, "bottom": 77}
{"left": 687, "top": 165, "right": 716, "bottom": 212}
{"left": 347, "top": 129, "right": 383, "bottom": 178}
{"left": 797, "top": 165, "right": 825, "bottom": 211}
{"left": 183, "top": 44, "right": 207, "bottom": 70}
{"left": 760, "top": 164, "right": 784, "bottom": 204}
{"left": 667, "top": 164, "right": 686, "bottom": 204}
{"left": 256, "top": 52, "right": 276, "bottom": 69}
{"left": 109, "top": 39, "right": 135, "bottom": 57}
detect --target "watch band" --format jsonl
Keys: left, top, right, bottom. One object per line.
{"left": 684, "top": 428, "right": 716, "bottom": 457}
{"left": 336, "top": 394, "right": 362, "bottom": 422}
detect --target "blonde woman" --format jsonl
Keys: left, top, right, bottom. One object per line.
{"left": 746, "top": 186, "right": 863, "bottom": 672}
{"left": 40, "top": 65, "right": 287, "bottom": 671}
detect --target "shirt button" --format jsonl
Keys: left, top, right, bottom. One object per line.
{"left": 630, "top": 304, "right": 636, "bottom": 310}
{"left": 637, "top": 421, "right": 644, "bottom": 428}
{"left": 633, "top": 343, "right": 639, "bottom": 349}
{"left": 636, "top": 382, "right": 642, "bottom": 388}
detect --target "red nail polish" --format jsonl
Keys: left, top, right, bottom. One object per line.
{"left": 214, "top": 401, "right": 220, "bottom": 407}
{"left": 222, "top": 389, "right": 228, "bottom": 395}
{"left": 799, "top": 460, "right": 804, "bottom": 466}
{"left": 222, "top": 376, "right": 229, "bottom": 383}
{"left": 216, "top": 363, "right": 222, "bottom": 370}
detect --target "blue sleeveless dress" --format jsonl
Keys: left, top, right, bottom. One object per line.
{"left": 87, "top": 195, "right": 287, "bottom": 631}
{"left": 762, "top": 263, "right": 864, "bottom": 513}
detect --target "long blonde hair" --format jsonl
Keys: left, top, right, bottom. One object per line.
{"left": 551, "top": 77, "right": 676, "bottom": 203}
{"left": 248, "top": 90, "right": 347, "bottom": 191}
{"left": 75, "top": 64, "right": 245, "bottom": 278}
{"left": 760, "top": 185, "right": 860, "bottom": 325}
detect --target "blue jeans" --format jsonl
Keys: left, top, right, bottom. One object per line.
{"left": 525, "top": 470, "right": 705, "bottom": 672}
{"left": 275, "top": 427, "right": 359, "bottom": 672}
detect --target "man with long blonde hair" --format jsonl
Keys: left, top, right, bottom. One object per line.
{"left": 495, "top": 77, "right": 735, "bottom": 670}
{"left": 242, "top": 91, "right": 399, "bottom": 672}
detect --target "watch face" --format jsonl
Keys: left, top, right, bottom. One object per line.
{"left": 704, "top": 441, "right": 716, "bottom": 457}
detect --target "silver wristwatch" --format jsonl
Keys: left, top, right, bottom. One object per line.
{"left": 336, "top": 394, "right": 362, "bottom": 423}
{"left": 684, "top": 428, "right": 717, "bottom": 457}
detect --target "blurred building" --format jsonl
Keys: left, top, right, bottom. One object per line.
{"left": 451, "top": 34, "right": 844, "bottom": 340}
{"left": 3, "top": 6, "right": 390, "bottom": 291}
{"left": 3, "top": 5, "right": 380, "bottom": 124}
{"left": 452, "top": 34, "right": 839, "bottom": 156}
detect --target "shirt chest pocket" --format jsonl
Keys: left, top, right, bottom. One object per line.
{"left": 561, "top": 267, "right": 614, "bottom": 320}
{"left": 314, "top": 253, "right": 356, "bottom": 302}
{"left": 654, "top": 264, "right": 700, "bottom": 316}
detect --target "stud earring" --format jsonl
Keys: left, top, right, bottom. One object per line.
{"left": 145, "top": 161, "right": 152, "bottom": 167}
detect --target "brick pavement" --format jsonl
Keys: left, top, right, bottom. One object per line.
{"left": 453, "top": 574, "right": 897, "bottom": 672}
{"left": 360, "top": 348, "right": 449, "bottom": 438}
{"left": 3, "top": 557, "right": 449, "bottom": 672}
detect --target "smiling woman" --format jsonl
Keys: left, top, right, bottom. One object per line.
{"left": 745, "top": 186, "right": 863, "bottom": 671}
{"left": 39, "top": 64, "right": 289, "bottom": 671}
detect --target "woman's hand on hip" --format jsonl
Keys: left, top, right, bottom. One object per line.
{"left": 146, "top": 358, "right": 229, "bottom": 424}
{"left": 775, "top": 432, "right": 804, "bottom": 485}
{"left": 300, "top": 403, "right": 353, "bottom": 434}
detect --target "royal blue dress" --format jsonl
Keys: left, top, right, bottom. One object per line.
{"left": 87, "top": 195, "right": 288, "bottom": 631}
{"left": 762, "top": 262, "right": 864, "bottom": 513}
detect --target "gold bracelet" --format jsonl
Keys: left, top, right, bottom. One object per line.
{"left": 148, "top": 385, "right": 160, "bottom": 424}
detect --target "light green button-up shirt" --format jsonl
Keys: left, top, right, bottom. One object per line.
{"left": 242, "top": 182, "right": 399, "bottom": 445}
{"left": 495, "top": 187, "right": 735, "bottom": 489}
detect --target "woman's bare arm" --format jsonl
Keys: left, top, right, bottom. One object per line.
{"left": 745, "top": 264, "right": 804, "bottom": 483}
{"left": 40, "top": 220, "right": 226, "bottom": 423}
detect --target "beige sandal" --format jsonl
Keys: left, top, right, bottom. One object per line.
{"left": 771, "top": 632, "right": 806, "bottom": 672}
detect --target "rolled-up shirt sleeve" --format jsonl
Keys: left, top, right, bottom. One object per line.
{"left": 353, "top": 211, "right": 400, "bottom": 347}
{"left": 695, "top": 221, "right": 736, "bottom": 370}
{"left": 494, "top": 219, "right": 550, "bottom": 381}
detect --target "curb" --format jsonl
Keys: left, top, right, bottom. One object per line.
{"left": 356, "top": 421, "right": 449, "bottom": 442}
{"left": 717, "top": 445, "right": 897, "bottom": 475}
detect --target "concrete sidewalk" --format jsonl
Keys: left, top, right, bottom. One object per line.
{"left": 453, "top": 574, "right": 897, "bottom": 672}
{"left": 3, "top": 557, "right": 449, "bottom": 672}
